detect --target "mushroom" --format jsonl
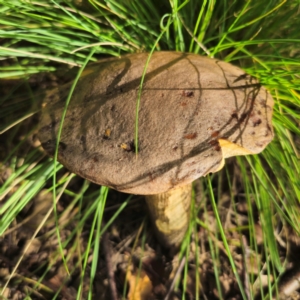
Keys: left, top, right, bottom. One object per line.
{"left": 38, "top": 52, "right": 274, "bottom": 249}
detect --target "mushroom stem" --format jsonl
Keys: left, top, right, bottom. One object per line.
{"left": 145, "top": 184, "right": 192, "bottom": 249}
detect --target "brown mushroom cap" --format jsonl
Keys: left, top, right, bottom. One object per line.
{"left": 38, "top": 52, "right": 274, "bottom": 194}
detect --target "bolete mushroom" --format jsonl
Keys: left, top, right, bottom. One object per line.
{"left": 38, "top": 52, "right": 274, "bottom": 249}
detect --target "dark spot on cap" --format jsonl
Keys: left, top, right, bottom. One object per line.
{"left": 184, "top": 133, "right": 197, "bottom": 139}
{"left": 120, "top": 140, "right": 135, "bottom": 152}
{"left": 259, "top": 98, "right": 267, "bottom": 106}
{"left": 102, "top": 129, "right": 111, "bottom": 140}
{"left": 180, "top": 102, "right": 187, "bottom": 106}
{"left": 211, "top": 131, "right": 220, "bottom": 138}
{"left": 173, "top": 145, "right": 178, "bottom": 151}
{"left": 231, "top": 111, "right": 238, "bottom": 120}
{"left": 252, "top": 119, "right": 262, "bottom": 127}
{"left": 209, "top": 140, "right": 218, "bottom": 146}
{"left": 209, "top": 139, "right": 221, "bottom": 151}
{"left": 240, "top": 112, "right": 248, "bottom": 122}
{"left": 181, "top": 90, "right": 194, "bottom": 97}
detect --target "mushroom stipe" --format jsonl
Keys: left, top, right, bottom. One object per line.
{"left": 38, "top": 52, "right": 274, "bottom": 249}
